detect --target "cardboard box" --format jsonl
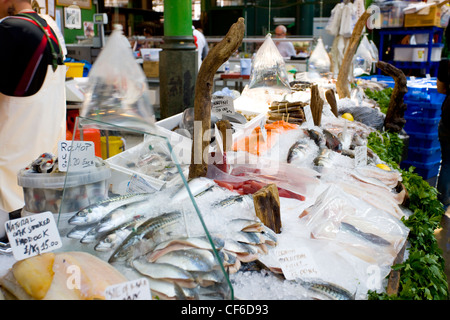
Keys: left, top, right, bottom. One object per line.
{"left": 143, "top": 61, "right": 159, "bottom": 78}
{"left": 404, "top": 5, "right": 441, "bottom": 27}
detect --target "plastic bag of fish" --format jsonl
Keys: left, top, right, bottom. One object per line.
{"left": 299, "top": 184, "right": 409, "bottom": 268}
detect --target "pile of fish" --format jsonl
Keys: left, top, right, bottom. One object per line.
{"left": 106, "top": 135, "right": 189, "bottom": 188}
{"left": 286, "top": 125, "right": 378, "bottom": 170}
{"left": 65, "top": 180, "right": 278, "bottom": 300}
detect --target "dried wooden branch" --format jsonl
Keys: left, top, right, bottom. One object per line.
{"left": 336, "top": 11, "right": 371, "bottom": 99}
{"left": 253, "top": 184, "right": 282, "bottom": 234}
{"left": 310, "top": 84, "right": 324, "bottom": 126}
{"left": 386, "top": 242, "right": 407, "bottom": 296}
{"left": 189, "top": 18, "right": 245, "bottom": 179}
{"left": 325, "top": 89, "right": 338, "bottom": 117}
{"left": 215, "top": 119, "right": 232, "bottom": 153}
{"left": 376, "top": 61, "right": 408, "bottom": 133}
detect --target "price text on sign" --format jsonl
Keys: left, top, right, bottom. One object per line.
{"left": 58, "top": 140, "right": 95, "bottom": 172}
{"left": 275, "top": 247, "right": 320, "bottom": 280}
{"left": 5, "top": 212, "right": 62, "bottom": 261}
{"left": 104, "top": 278, "right": 152, "bottom": 300}
{"left": 212, "top": 95, "right": 235, "bottom": 115}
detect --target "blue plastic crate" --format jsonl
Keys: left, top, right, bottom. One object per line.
{"left": 407, "top": 131, "right": 440, "bottom": 149}
{"left": 400, "top": 159, "right": 441, "bottom": 180}
{"left": 404, "top": 100, "right": 441, "bottom": 119}
{"left": 428, "top": 87, "right": 446, "bottom": 105}
{"left": 404, "top": 115, "right": 440, "bottom": 134}
{"left": 406, "top": 146, "right": 441, "bottom": 164}
{"left": 404, "top": 86, "right": 429, "bottom": 102}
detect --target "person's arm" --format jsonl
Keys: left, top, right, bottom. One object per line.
{"left": 438, "top": 58, "right": 450, "bottom": 94}
{"left": 438, "top": 78, "right": 447, "bottom": 95}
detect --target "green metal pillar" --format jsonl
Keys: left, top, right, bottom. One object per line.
{"left": 159, "top": 0, "right": 198, "bottom": 119}
{"left": 299, "top": 0, "right": 314, "bottom": 36}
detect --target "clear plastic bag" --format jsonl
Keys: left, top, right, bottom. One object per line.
{"left": 339, "top": 3, "right": 357, "bottom": 38}
{"left": 326, "top": 3, "right": 344, "bottom": 36}
{"left": 300, "top": 184, "right": 409, "bottom": 266}
{"left": 353, "top": 34, "right": 376, "bottom": 77}
{"left": 80, "top": 25, "right": 156, "bottom": 132}
{"left": 308, "top": 38, "right": 331, "bottom": 76}
{"left": 248, "top": 34, "right": 291, "bottom": 92}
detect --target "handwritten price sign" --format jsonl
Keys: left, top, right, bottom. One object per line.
{"left": 58, "top": 140, "right": 95, "bottom": 172}
{"left": 5, "top": 212, "right": 62, "bottom": 261}
{"left": 105, "top": 278, "right": 152, "bottom": 300}
{"left": 212, "top": 95, "right": 235, "bottom": 116}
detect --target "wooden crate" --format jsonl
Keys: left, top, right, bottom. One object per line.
{"left": 404, "top": 5, "right": 442, "bottom": 27}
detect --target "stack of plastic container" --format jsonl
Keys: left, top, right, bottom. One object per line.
{"left": 400, "top": 78, "right": 445, "bottom": 180}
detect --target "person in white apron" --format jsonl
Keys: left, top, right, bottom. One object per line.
{"left": 0, "top": 0, "right": 66, "bottom": 216}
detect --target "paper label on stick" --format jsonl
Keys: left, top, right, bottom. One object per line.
{"left": 303, "top": 105, "right": 314, "bottom": 128}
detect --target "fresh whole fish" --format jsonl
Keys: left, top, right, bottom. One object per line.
{"left": 108, "top": 211, "right": 183, "bottom": 263}
{"left": 147, "top": 236, "right": 224, "bottom": 262}
{"left": 191, "top": 270, "right": 224, "bottom": 287}
{"left": 154, "top": 248, "right": 217, "bottom": 272}
{"left": 287, "top": 140, "right": 312, "bottom": 164}
{"left": 323, "top": 129, "right": 342, "bottom": 152}
{"left": 94, "top": 198, "right": 159, "bottom": 234}
{"left": 147, "top": 277, "right": 199, "bottom": 300}
{"left": 66, "top": 224, "right": 97, "bottom": 240}
{"left": 132, "top": 258, "right": 195, "bottom": 285}
{"left": 171, "top": 177, "right": 216, "bottom": 202}
{"left": 340, "top": 222, "right": 391, "bottom": 246}
{"left": 303, "top": 129, "right": 325, "bottom": 147}
{"left": 228, "top": 219, "right": 264, "bottom": 233}
{"left": 213, "top": 194, "right": 254, "bottom": 209}
{"left": 93, "top": 216, "right": 148, "bottom": 251}
{"left": 68, "top": 193, "right": 152, "bottom": 226}
{"left": 313, "top": 148, "right": 334, "bottom": 168}
{"left": 233, "top": 231, "right": 264, "bottom": 245}
{"left": 299, "top": 279, "right": 355, "bottom": 300}
{"left": 260, "top": 225, "right": 278, "bottom": 246}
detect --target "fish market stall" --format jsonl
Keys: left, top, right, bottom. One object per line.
{"left": 1, "top": 16, "right": 448, "bottom": 301}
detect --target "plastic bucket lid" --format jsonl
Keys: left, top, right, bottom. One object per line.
{"left": 17, "top": 164, "right": 111, "bottom": 189}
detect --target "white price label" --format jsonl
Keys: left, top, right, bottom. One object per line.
{"left": 212, "top": 95, "right": 235, "bottom": 116}
{"left": 5, "top": 212, "right": 62, "bottom": 261}
{"left": 58, "top": 140, "right": 95, "bottom": 172}
{"left": 303, "top": 105, "right": 314, "bottom": 128}
{"left": 354, "top": 146, "right": 367, "bottom": 167}
{"left": 104, "top": 278, "right": 152, "bottom": 300}
{"left": 127, "top": 174, "right": 159, "bottom": 193}
{"left": 275, "top": 247, "right": 320, "bottom": 281}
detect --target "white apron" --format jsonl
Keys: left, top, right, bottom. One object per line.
{"left": 0, "top": 65, "right": 67, "bottom": 212}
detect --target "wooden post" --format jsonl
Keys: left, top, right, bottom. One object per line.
{"left": 188, "top": 18, "right": 245, "bottom": 179}
{"left": 336, "top": 11, "right": 371, "bottom": 99}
